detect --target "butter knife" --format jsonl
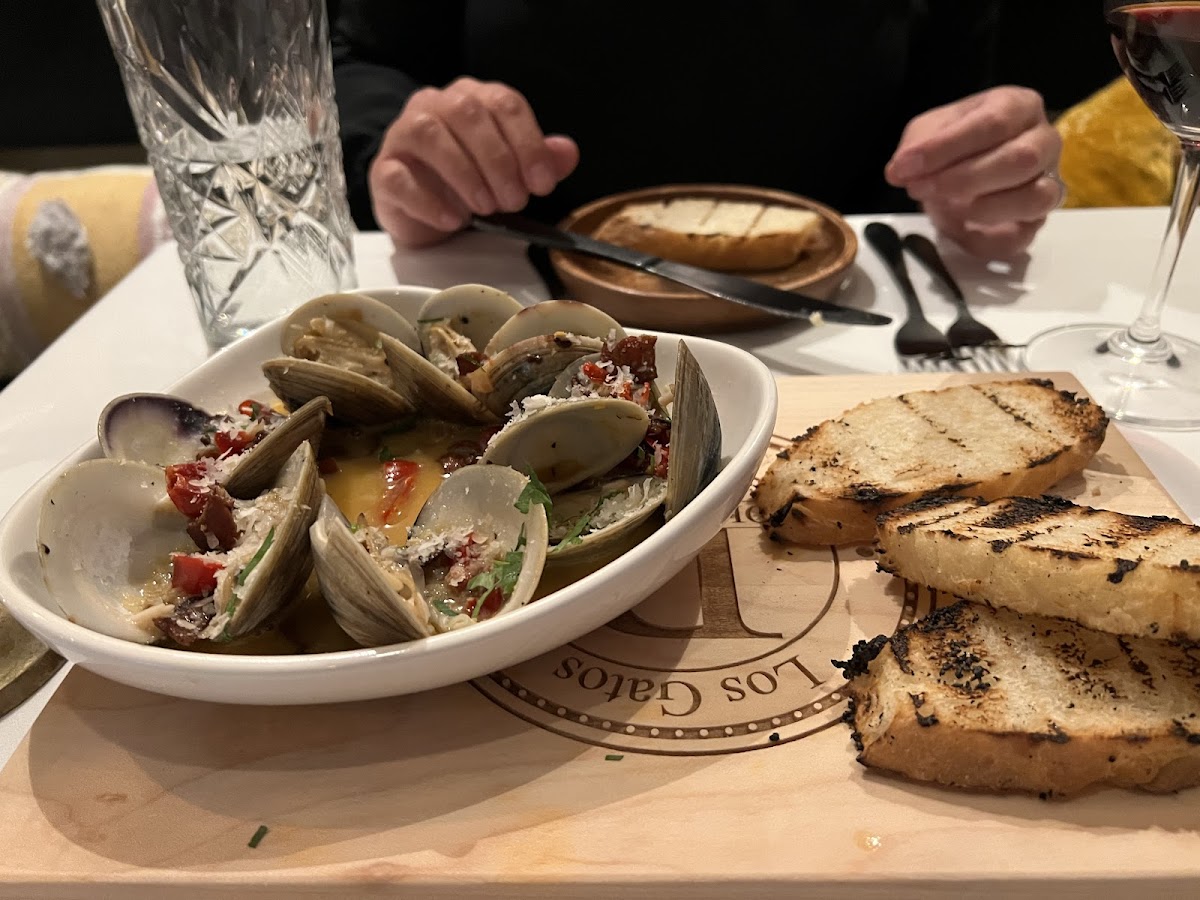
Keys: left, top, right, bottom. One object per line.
{"left": 470, "top": 213, "right": 891, "bottom": 327}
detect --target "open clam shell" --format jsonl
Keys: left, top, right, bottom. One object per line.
{"left": 310, "top": 465, "right": 548, "bottom": 646}
{"left": 310, "top": 495, "right": 434, "bottom": 646}
{"left": 262, "top": 357, "right": 416, "bottom": 426}
{"left": 215, "top": 442, "right": 324, "bottom": 638}
{"left": 481, "top": 397, "right": 650, "bottom": 493}
{"left": 98, "top": 393, "right": 213, "bottom": 465}
{"left": 472, "top": 333, "right": 604, "bottom": 417}
{"left": 664, "top": 340, "right": 722, "bottom": 520}
{"left": 483, "top": 300, "right": 626, "bottom": 356}
{"left": 36, "top": 442, "right": 323, "bottom": 645}
{"left": 38, "top": 459, "right": 193, "bottom": 644}
{"left": 264, "top": 292, "right": 420, "bottom": 426}
{"left": 417, "top": 284, "right": 524, "bottom": 366}
{"left": 282, "top": 292, "right": 421, "bottom": 356}
{"left": 379, "top": 333, "right": 498, "bottom": 424}
{"left": 411, "top": 464, "right": 549, "bottom": 626}
{"left": 99, "top": 393, "right": 331, "bottom": 503}
{"left": 547, "top": 475, "right": 667, "bottom": 564}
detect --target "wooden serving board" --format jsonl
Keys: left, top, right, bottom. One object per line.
{"left": 1, "top": 372, "right": 1197, "bottom": 899}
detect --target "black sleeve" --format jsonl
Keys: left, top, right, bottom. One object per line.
{"left": 905, "top": 0, "right": 1003, "bottom": 117}
{"left": 331, "top": 0, "right": 466, "bottom": 229}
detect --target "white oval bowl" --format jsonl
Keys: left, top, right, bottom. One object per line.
{"left": 0, "top": 287, "right": 777, "bottom": 705}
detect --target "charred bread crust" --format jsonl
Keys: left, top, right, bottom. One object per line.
{"left": 840, "top": 602, "right": 1200, "bottom": 797}
{"left": 754, "top": 379, "right": 1108, "bottom": 546}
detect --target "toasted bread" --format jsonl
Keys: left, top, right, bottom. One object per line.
{"left": 752, "top": 378, "right": 1108, "bottom": 546}
{"left": 840, "top": 602, "right": 1200, "bottom": 797}
{"left": 592, "top": 198, "right": 826, "bottom": 272}
{"left": 877, "top": 495, "right": 1200, "bottom": 640}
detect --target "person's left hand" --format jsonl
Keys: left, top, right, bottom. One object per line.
{"left": 884, "top": 86, "right": 1063, "bottom": 259}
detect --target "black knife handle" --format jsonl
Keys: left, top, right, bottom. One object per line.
{"left": 865, "top": 222, "right": 925, "bottom": 321}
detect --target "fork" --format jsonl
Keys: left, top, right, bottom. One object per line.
{"left": 901, "top": 234, "right": 1002, "bottom": 350}
{"left": 900, "top": 233, "right": 1020, "bottom": 371}
{"left": 864, "top": 222, "right": 955, "bottom": 357}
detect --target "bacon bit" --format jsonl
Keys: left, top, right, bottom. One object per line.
{"left": 439, "top": 439, "right": 482, "bottom": 474}
{"left": 377, "top": 458, "right": 420, "bottom": 524}
{"left": 601, "top": 335, "right": 658, "bottom": 383}
{"left": 317, "top": 457, "right": 340, "bottom": 475}
{"left": 165, "top": 462, "right": 211, "bottom": 518}
{"left": 456, "top": 351, "right": 487, "bottom": 376}
{"left": 444, "top": 535, "right": 489, "bottom": 588}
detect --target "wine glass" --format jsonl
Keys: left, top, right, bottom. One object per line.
{"left": 1024, "top": 1, "right": 1200, "bottom": 429}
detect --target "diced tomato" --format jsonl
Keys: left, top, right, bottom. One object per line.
{"left": 214, "top": 429, "right": 258, "bottom": 457}
{"left": 170, "top": 553, "right": 223, "bottom": 597}
{"left": 165, "top": 462, "right": 211, "bottom": 518}
{"left": 377, "top": 458, "right": 421, "bottom": 524}
{"left": 581, "top": 361, "right": 607, "bottom": 384}
{"left": 317, "top": 456, "right": 340, "bottom": 475}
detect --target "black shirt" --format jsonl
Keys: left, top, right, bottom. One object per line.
{"left": 331, "top": 1, "right": 1002, "bottom": 231}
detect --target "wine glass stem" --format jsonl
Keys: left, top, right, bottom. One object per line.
{"left": 1129, "top": 143, "right": 1200, "bottom": 344}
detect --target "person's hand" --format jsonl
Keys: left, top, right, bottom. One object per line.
{"left": 369, "top": 77, "right": 580, "bottom": 248}
{"left": 885, "top": 86, "right": 1063, "bottom": 259}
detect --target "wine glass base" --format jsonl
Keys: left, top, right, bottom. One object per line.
{"left": 1023, "top": 324, "right": 1200, "bottom": 430}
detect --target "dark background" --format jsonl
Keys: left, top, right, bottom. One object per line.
{"left": 0, "top": 1, "right": 1119, "bottom": 167}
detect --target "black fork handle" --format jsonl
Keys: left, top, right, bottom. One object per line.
{"left": 865, "top": 223, "right": 928, "bottom": 322}
{"left": 901, "top": 233, "right": 968, "bottom": 310}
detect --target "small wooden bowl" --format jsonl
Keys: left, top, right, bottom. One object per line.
{"left": 549, "top": 184, "right": 858, "bottom": 333}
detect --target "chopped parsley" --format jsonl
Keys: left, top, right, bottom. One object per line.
{"left": 467, "top": 529, "right": 527, "bottom": 618}
{"left": 248, "top": 825, "right": 269, "bottom": 848}
{"left": 557, "top": 508, "right": 595, "bottom": 549}
{"left": 236, "top": 528, "right": 275, "bottom": 587}
{"left": 605, "top": 754, "right": 624, "bottom": 762}
{"left": 514, "top": 470, "right": 552, "bottom": 514}
{"left": 556, "top": 490, "right": 622, "bottom": 549}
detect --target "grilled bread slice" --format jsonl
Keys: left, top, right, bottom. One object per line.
{"left": 877, "top": 495, "right": 1200, "bottom": 641}
{"left": 840, "top": 602, "right": 1200, "bottom": 797}
{"left": 592, "top": 198, "right": 827, "bottom": 272}
{"left": 752, "top": 378, "right": 1108, "bottom": 546}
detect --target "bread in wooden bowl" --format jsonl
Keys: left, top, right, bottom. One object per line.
{"left": 877, "top": 495, "right": 1200, "bottom": 641}
{"left": 751, "top": 378, "right": 1109, "bottom": 546}
{"left": 839, "top": 601, "right": 1200, "bottom": 797}
{"left": 592, "top": 197, "right": 827, "bottom": 272}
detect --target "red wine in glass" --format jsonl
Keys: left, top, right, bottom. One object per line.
{"left": 1024, "top": 0, "right": 1200, "bottom": 429}
{"left": 1108, "top": 2, "right": 1200, "bottom": 135}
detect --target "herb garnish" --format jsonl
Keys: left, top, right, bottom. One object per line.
{"left": 248, "top": 825, "right": 269, "bottom": 848}
{"left": 467, "top": 529, "right": 527, "bottom": 618}
{"left": 514, "top": 470, "right": 552, "bottom": 514}
{"left": 236, "top": 528, "right": 275, "bottom": 587}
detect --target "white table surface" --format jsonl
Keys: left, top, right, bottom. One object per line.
{"left": 2, "top": 207, "right": 1199, "bottom": 769}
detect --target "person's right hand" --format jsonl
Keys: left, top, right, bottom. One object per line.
{"left": 369, "top": 77, "right": 580, "bottom": 248}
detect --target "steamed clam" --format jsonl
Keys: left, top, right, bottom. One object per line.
{"left": 38, "top": 442, "right": 323, "bottom": 645}
{"left": 99, "top": 392, "right": 331, "bottom": 500}
{"left": 37, "top": 287, "right": 724, "bottom": 656}
{"left": 416, "top": 284, "right": 524, "bottom": 378}
{"left": 262, "top": 293, "right": 418, "bottom": 425}
{"left": 311, "top": 465, "right": 549, "bottom": 646}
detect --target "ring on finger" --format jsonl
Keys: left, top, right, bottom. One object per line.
{"left": 1042, "top": 169, "right": 1068, "bottom": 209}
